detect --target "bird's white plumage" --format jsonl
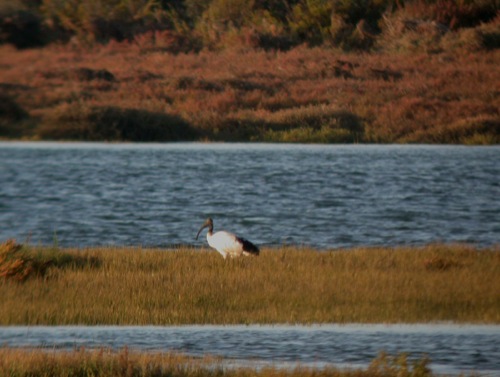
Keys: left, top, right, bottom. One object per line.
{"left": 207, "top": 231, "right": 243, "bottom": 259}
{"left": 196, "top": 217, "right": 259, "bottom": 259}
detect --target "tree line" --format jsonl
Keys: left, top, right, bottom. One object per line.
{"left": 1, "top": 0, "right": 498, "bottom": 51}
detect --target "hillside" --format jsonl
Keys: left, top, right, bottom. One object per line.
{"left": 1, "top": 0, "right": 499, "bottom": 143}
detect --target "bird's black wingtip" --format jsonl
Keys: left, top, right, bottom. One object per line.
{"left": 237, "top": 237, "right": 260, "bottom": 256}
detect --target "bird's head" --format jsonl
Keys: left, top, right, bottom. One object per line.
{"left": 195, "top": 217, "right": 213, "bottom": 240}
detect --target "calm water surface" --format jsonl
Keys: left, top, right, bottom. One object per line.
{"left": 1, "top": 325, "right": 499, "bottom": 375}
{"left": 1, "top": 142, "right": 499, "bottom": 248}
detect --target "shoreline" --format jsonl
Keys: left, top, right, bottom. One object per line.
{"left": 1, "top": 324, "right": 499, "bottom": 376}
{"left": 2, "top": 322, "right": 500, "bottom": 328}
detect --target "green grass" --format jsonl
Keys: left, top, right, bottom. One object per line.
{"left": 1, "top": 240, "right": 499, "bottom": 325}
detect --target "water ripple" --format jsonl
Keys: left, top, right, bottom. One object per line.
{"left": 1, "top": 143, "right": 499, "bottom": 248}
{"left": 1, "top": 324, "right": 499, "bottom": 375}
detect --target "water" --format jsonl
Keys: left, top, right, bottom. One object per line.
{"left": 1, "top": 144, "right": 499, "bottom": 375}
{"left": 1, "top": 325, "right": 499, "bottom": 375}
{"left": 1, "top": 142, "right": 499, "bottom": 248}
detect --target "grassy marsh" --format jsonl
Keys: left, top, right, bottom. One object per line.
{"left": 1, "top": 241, "right": 499, "bottom": 325}
{"left": 0, "top": 347, "right": 434, "bottom": 377}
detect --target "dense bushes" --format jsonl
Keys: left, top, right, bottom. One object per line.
{"left": 38, "top": 103, "right": 198, "bottom": 141}
{"left": 1, "top": 1, "right": 498, "bottom": 144}
{"left": 0, "top": 92, "right": 33, "bottom": 138}
{"left": 0, "top": 9, "right": 45, "bottom": 48}
{"left": 1, "top": 45, "right": 498, "bottom": 143}
{"left": 0, "top": 0, "right": 498, "bottom": 51}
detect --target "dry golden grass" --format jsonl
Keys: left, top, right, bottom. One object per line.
{"left": 0, "top": 44, "right": 498, "bottom": 143}
{"left": 1, "top": 241, "right": 498, "bottom": 325}
{"left": 0, "top": 347, "right": 435, "bottom": 377}
{"left": 0, "top": 239, "right": 98, "bottom": 282}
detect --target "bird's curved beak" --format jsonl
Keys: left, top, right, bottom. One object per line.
{"left": 195, "top": 220, "right": 209, "bottom": 240}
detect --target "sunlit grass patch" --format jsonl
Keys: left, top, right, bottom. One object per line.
{"left": 0, "top": 244, "right": 498, "bottom": 325}
{"left": 0, "top": 347, "right": 223, "bottom": 377}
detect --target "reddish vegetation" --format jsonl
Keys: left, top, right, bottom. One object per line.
{"left": 0, "top": 43, "right": 498, "bottom": 143}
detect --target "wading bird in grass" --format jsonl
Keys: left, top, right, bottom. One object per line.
{"left": 195, "top": 217, "right": 259, "bottom": 259}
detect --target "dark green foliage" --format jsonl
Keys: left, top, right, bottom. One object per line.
{"left": 0, "top": 7, "right": 45, "bottom": 48}
{"left": 288, "top": 0, "right": 334, "bottom": 45}
{"left": 0, "top": 92, "right": 32, "bottom": 138}
{"left": 481, "top": 24, "right": 500, "bottom": 49}
{"left": 397, "top": 0, "right": 499, "bottom": 29}
{"left": 0, "top": 0, "right": 497, "bottom": 51}
{"left": 39, "top": 0, "right": 168, "bottom": 44}
{"left": 262, "top": 109, "right": 365, "bottom": 143}
{"left": 73, "top": 68, "right": 116, "bottom": 82}
{"left": 39, "top": 104, "right": 198, "bottom": 141}
{"left": 0, "top": 93, "right": 28, "bottom": 122}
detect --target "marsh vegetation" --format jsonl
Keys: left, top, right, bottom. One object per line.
{"left": 0, "top": 347, "right": 435, "bottom": 377}
{"left": 1, "top": 240, "right": 499, "bottom": 325}
{"left": 0, "top": 0, "right": 499, "bottom": 143}
{"left": 1, "top": 45, "right": 498, "bottom": 144}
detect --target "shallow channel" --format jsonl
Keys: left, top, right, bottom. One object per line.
{"left": 1, "top": 324, "right": 499, "bottom": 375}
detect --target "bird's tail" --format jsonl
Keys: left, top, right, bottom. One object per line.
{"left": 238, "top": 237, "right": 260, "bottom": 256}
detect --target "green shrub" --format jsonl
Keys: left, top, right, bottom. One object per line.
{"left": 0, "top": 93, "right": 28, "bottom": 122}
{"left": 395, "top": 0, "right": 498, "bottom": 30}
{"left": 203, "top": 0, "right": 255, "bottom": 29}
{"left": 181, "top": 0, "right": 212, "bottom": 22}
{"left": 263, "top": 125, "right": 360, "bottom": 143}
{"left": 288, "top": 0, "right": 388, "bottom": 49}
{"left": 438, "top": 117, "right": 500, "bottom": 144}
{"left": 378, "top": 0, "right": 499, "bottom": 52}
{"left": 38, "top": 102, "right": 198, "bottom": 141}
{"left": 0, "top": 93, "right": 33, "bottom": 138}
{"left": 477, "top": 17, "right": 500, "bottom": 49}
{"left": 262, "top": 106, "right": 364, "bottom": 143}
{"left": 1, "top": 0, "right": 498, "bottom": 50}
{"left": 40, "top": 0, "right": 166, "bottom": 43}
{"left": 439, "top": 19, "right": 500, "bottom": 52}
{"left": 194, "top": 0, "right": 278, "bottom": 49}
{"left": 288, "top": 0, "right": 334, "bottom": 45}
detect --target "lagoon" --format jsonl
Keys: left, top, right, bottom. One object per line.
{"left": 1, "top": 142, "right": 499, "bottom": 248}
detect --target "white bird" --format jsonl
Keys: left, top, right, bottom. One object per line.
{"left": 195, "top": 217, "right": 259, "bottom": 259}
